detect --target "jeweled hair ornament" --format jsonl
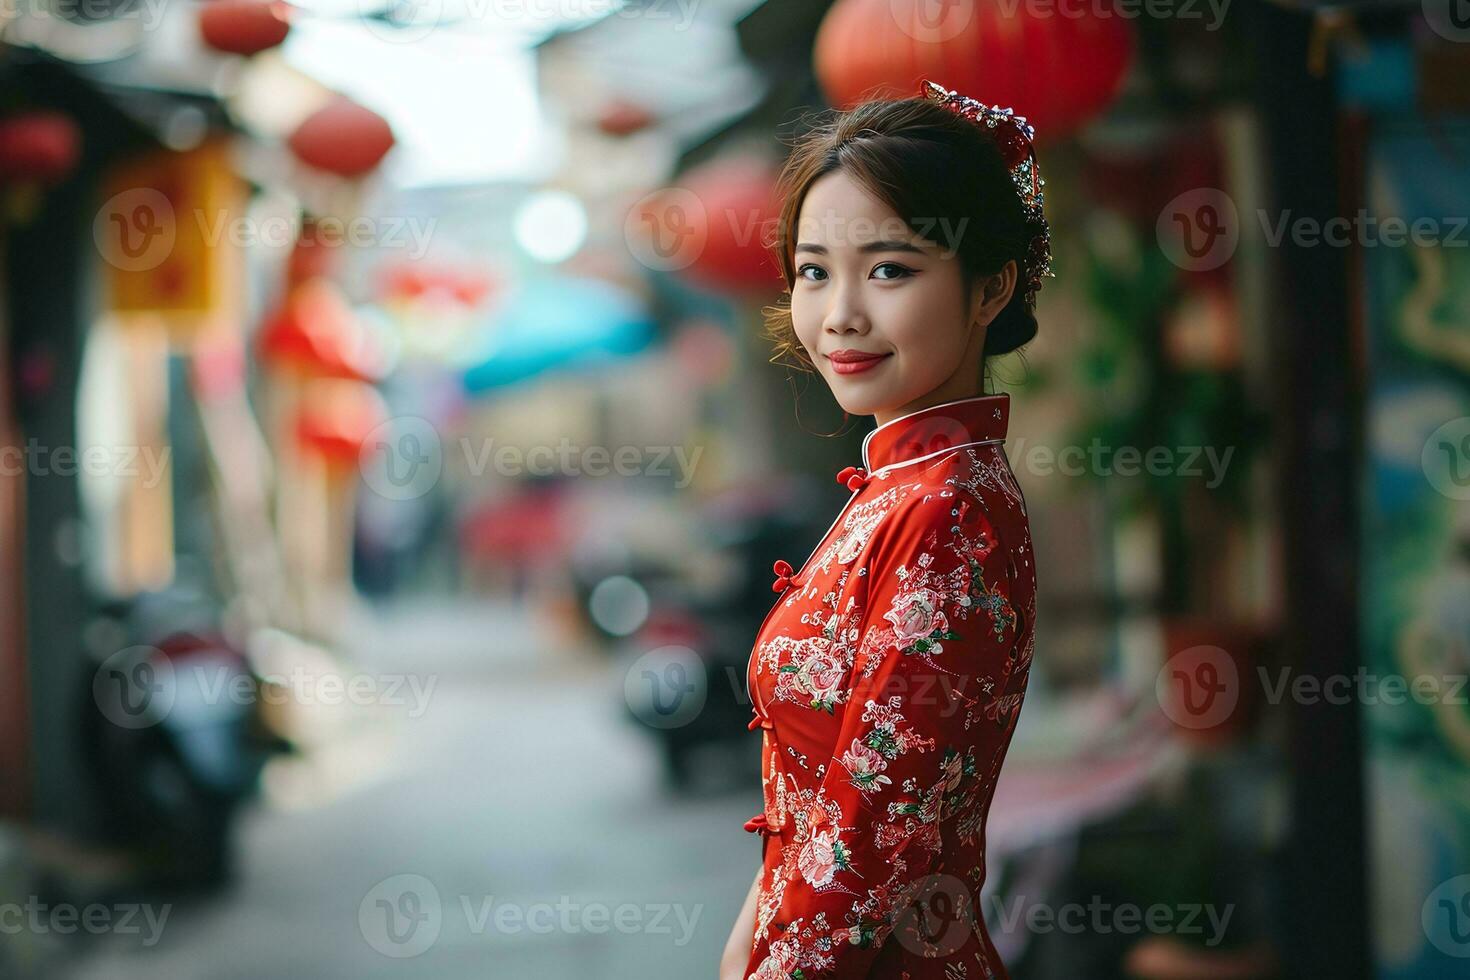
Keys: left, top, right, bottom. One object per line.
{"left": 919, "top": 78, "right": 1055, "bottom": 310}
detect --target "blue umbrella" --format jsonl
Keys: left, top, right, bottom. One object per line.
{"left": 459, "top": 276, "right": 655, "bottom": 394}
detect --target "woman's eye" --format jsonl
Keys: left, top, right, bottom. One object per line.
{"left": 796, "top": 264, "right": 827, "bottom": 282}
{"left": 872, "top": 262, "right": 913, "bottom": 280}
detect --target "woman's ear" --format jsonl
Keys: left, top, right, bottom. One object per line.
{"left": 971, "top": 260, "right": 1019, "bottom": 328}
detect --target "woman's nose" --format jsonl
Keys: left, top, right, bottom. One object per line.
{"left": 825, "top": 310, "right": 866, "bottom": 334}
{"left": 823, "top": 285, "right": 868, "bottom": 334}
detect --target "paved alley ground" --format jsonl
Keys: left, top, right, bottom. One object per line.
{"left": 49, "top": 597, "right": 762, "bottom": 980}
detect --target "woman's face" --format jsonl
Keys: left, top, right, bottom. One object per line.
{"left": 790, "top": 169, "right": 1016, "bottom": 426}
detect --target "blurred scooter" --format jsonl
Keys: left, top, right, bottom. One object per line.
{"left": 583, "top": 476, "right": 830, "bottom": 791}
{"left": 79, "top": 588, "right": 292, "bottom": 891}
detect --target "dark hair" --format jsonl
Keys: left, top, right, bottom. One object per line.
{"left": 762, "top": 94, "right": 1039, "bottom": 374}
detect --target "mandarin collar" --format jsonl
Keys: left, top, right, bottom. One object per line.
{"left": 861, "top": 393, "right": 1010, "bottom": 472}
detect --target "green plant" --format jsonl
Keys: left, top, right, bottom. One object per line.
{"left": 1072, "top": 216, "right": 1271, "bottom": 614}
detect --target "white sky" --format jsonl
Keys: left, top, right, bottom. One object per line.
{"left": 281, "top": 2, "right": 609, "bottom": 187}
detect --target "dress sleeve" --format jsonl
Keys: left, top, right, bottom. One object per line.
{"left": 744, "top": 486, "right": 1026, "bottom": 980}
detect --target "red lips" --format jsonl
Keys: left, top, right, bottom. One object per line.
{"left": 827, "top": 348, "right": 884, "bottom": 363}
{"left": 826, "top": 349, "right": 891, "bottom": 375}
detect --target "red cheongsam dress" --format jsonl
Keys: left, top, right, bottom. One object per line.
{"left": 741, "top": 392, "right": 1037, "bottom": 980}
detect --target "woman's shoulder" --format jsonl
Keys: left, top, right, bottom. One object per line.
{"left": 873, "top": 444, "right": 1024, "bottom": 525}
{"left": 853, "top": 447, "right": 1025, "bottom": 574}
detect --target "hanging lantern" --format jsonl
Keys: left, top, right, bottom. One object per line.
{"left": 379, "top": 262, "right": 496, "bottom": 308}
{"left": 258, "top": 278, "right": 386, "bottom": 381}
{"left": 596, "top": 98, "right": 655, "bottom": 137}
{"left": 286, "top": 219, "right": 344, "bottom": 287}
{"left": 636, "top": 157, "right": 781, "bottom": 295}
{"left": 0, "top": 111, "right": 81, "bottom": 186}
{"left": 198, "top": 1, "right": 292, "bottom": 56}
{"left": 814, "top": 0, "right": 1136, "bottom": 142}
{"left": 293, "top": 378, "right": 388, "bottom": 467}
{"left": 288, "top": 97, "right": 396, "bottom": 178}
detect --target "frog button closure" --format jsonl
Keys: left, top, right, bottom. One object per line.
{"left": 770, "top": 559, "right": 795, "bottom": 593}
{"left": 743, "top": 812, "right": 774, "bottom": 837}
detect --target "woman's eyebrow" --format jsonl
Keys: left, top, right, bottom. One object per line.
{"left": 795, "top": 240, "right": 927, "bottom": 255}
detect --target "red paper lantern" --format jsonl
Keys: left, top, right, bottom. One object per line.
{"left": 639, "top": 158, "right": 781, "bottom": 295}
{"left": 596, "top": 98, "right": 655, "bottom": 137}
{"left": 258, "top": 278, "right": 384, "bottom": 381}
{"left": 0, "top": 112, "right": 81, "bottom": 185}
{"left": 288, "top": 97, "right": 396, "bottom": 178}
{"left": 286, "top": 219, "right": 343, "bottom": 287}
{"left": 379, "top": 262, "right": 496, "bottom": 307}
{"left": 814, "top": 0, "right": 1135, "bottom": 143}
{"left": 198, "top": 0, "right": 292, "bottom": 56}
{"left": 293, "top": 379, "right": 387, "bottom": 467}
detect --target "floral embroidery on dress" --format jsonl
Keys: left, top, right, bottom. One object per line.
{"left": 744, "top": 394, "right": 1035, "bottom": 980}
{"left": 837, "top": 696, "right": 936, "bottom": 797}
{"left": 885, "top": 587, "right": 956, "bottom": 655}
{"left": 968, "top": 574, "right": 1016, "bottom": 643}
{"left": 795, "top": 801, "right": 854, "bottom": 888}
{"left": 812, "top": 487, "right": 901, "bottom": 574}
{"left": 774, "top": 640, "right": 847, "bottom": 714}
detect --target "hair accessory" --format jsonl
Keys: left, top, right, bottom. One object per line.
{"left": 919, "top": 79, "right": 1055, "bottom": 309}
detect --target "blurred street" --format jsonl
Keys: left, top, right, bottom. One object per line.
{"left": 49, "top": 598, "right": 759, "bottom": 979}
{"left": 4, "top": 1, "right": 1467, "bottom": 976}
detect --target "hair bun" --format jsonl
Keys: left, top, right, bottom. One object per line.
{"left": 983, "top": 302, "right": 1038, "bottom": 356}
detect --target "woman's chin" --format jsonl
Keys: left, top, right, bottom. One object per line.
{"left": 826, "top": 380, "right": 911, "bottom": 419}
{"left": 817, "top": 372, "right": 888, "bottom": 414}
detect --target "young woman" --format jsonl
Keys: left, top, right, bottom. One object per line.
{"left": 719, "top": 80, "right": 1050, "bottom": 980}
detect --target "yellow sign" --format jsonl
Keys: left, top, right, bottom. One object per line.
{"left": 97, "top": 138, "right": 246, "bottom": 337}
